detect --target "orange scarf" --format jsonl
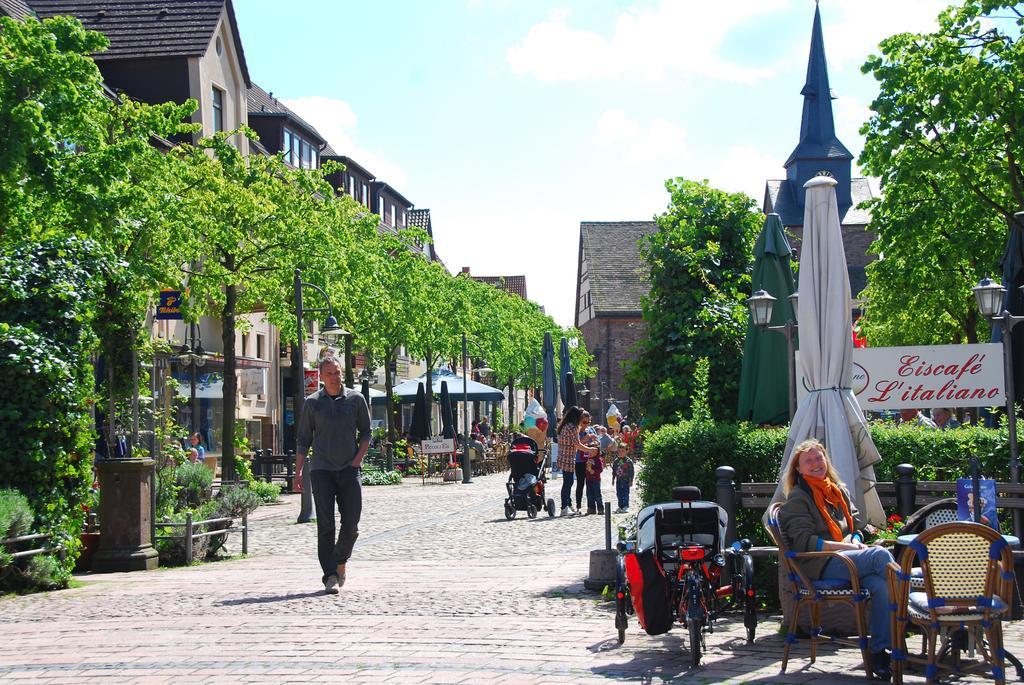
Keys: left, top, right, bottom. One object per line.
{"left": 803, "top": 475, "right": 854, "bottom": 542}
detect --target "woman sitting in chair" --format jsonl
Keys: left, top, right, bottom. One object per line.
{"left": 778, "top": 439, "right": 895, "bottom": 681}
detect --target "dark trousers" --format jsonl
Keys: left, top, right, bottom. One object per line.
{"left": 310, "top": 468, "right": 362, "bottom": 582}
{"left": 575, "top": 462, "right": 587, "bottom": 509}
{"left": 616, "top": 479, "right": 630, "bottom": 509}
{"left": 586, "top": 479, "right": 603, "bottom": 512}
{"left": 560, "top": 469, "right": 574, "bottom": 509}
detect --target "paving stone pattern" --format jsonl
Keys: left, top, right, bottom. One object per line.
{"left": 1, "top": 473, "right": 1021, "bottom": 683}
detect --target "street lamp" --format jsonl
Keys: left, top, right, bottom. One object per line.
{"left": 747, "top": 289, "right": 800, "bottom": 420}
{"left": 972, "top": 276, "right": 1024, "bottom": 537}
{"left": 293, "top": 268, "right": 350, "bottom": 523}
{"left": 461, "top": 332, "right": 491, "bottom": 484}
{"left": 177, "top": 321, "right": 207, "bottom": 435}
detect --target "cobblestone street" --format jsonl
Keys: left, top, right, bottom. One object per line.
{"left": 2, "top": 473, "right": 1023, "bottom": 683}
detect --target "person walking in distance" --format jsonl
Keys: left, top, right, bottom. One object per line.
{"left": 296, "top": 356, "right": 371, "bottom": 595}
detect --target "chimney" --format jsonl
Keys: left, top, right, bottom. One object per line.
{"left": 461, "top": 267, "right": 470, "bottom": 274}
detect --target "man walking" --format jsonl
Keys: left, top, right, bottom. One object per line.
{"left": 296, "top": 356, "right": 371, "bottom": 594}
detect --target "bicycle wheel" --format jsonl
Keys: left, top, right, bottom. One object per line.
{"left": 741, "top": 554, "right": 756, "bottom": 644}
{"left": 688, "top": 617, "right": 701, "bottom": 667}
{"left": 615, "top": 556, "right": 628, "bottom": 644}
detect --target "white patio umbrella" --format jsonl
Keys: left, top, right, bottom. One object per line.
{"left": 769, "top": 176, "right": 884, "bottom": 526}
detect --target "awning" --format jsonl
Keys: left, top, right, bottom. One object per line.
{"left": 392, "top": 367, "right": 504, "bottom": 403}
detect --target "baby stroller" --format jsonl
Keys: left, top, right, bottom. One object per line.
{"left": 504, "top": 436, "right": 556, "bottom": 519}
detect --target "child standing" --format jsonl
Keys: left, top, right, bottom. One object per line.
{"left": 611, "top": 446, "right": 635, "bottom": 513}
{"left": 584, "top": 449, "right": 605, "bottom": 514}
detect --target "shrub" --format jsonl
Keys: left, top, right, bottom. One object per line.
{"left": 361, "top": 468, "right": 403, "bottom": 486}
{"left": 174, "top": 462, "right": 213, "bottom": 510}
{"left": 641, "top": 419, "right": 1011, "bottom": 544}
{"left": 155, "top": 500, "right": 218, "bottom": 566}
{"left": 216, "top": 485, "right": 260, "bottom": 518}
{"left": 241, "top": 479, "right": 280, "bottom": 504}
{"left": 25, "top": 554, "right": 70, "bottom": 591}
{"left": 0, "top": 489, "right": 33, "bottom": 540}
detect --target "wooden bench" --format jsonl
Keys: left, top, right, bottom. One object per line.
{"left": 717, "top": 464, "right": 1024, "bottom": 553}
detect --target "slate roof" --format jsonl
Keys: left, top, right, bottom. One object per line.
{"left": 474, "top": 275, "right": 528, "bottom": 300}
{"left": 763, "top": 177, "right": 873, "bottom": 227}
{"left": 247, "top": 83, "right": 325, "bottom": 145}
{"left": 0, "top": 0, "right": 35, "bottom": 18}
{"left": 783, "top": 4, "right": 853, "bottom": 169}
{"left": 579, "top": 221, "right": 656, "bottom": 316}
{"left": 30, "top": 0, "right": 250, "bottom": 85}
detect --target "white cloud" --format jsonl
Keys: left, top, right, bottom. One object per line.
{"left": 506, "top": 2, "right": 785, "bottom": 84}
{"left": 702, "top": 145, "right": 784, "bottom": 202}
{"left": 822, "top": 0, "right": 949, "bottom": 69}
{"left": 834, "top": 94, "right": 871, "bottom": 155}
{"left": 591, "top": 109, "right": 688, "bottom": 164}
{"left": 281, "top": 96, "right": 408, "bottom": 189}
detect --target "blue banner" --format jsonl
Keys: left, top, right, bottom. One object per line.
{"left": 157, "top": 290, "right": 183, "bottom": 320}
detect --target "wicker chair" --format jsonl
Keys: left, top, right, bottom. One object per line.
{"left": 766, "top": 502, "right": 875, "bottom": 679}
{"left": 888, "top": 521, "right": 1013, "bottom": 685}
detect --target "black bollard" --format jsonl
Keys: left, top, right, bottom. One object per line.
{"left": 895, "top": 463, "right": 917, "bottom": 520}
{"left": 716, "top": 465, "right": 737, "bottom": 546}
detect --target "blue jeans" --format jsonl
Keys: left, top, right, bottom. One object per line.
{"left": 586, "top": 480, "right": 603, "bottom": 512}
{"left": 560, "top": 469, "right": 574, "bottom": 509}
{"left": 819, "top": 545, "right": 895, "bottom": 653}
{"left": 616, "top": 480, "right": 630, "bottom": 509}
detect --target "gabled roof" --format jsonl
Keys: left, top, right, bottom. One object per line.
{"left": 764, "top": 177, "right": 873, "bottom": 227}
{"left": 371, "top": 180, "right": 412, "bottom": 208}
{"left": 408, "top": 208, "right": 431, "bottom": 233}
{"left": 784, "top": 4, "right": 852, "bottom": 168}
{"left": 247, "top": 83, "right": 325, "bottom": 145}
{"left": 321, "top": 142, "right": 338, "bottom": 157}
{"left": 30, "top": 0, "right": 251, "bottom": 85}
{"left": 408, "top": 208, "right": 440, "bottom": 263}
{"left": 0, "top": 0, "right": 35, "bottom": 18}
{"left": 579, "top": 221, "right": 656, "bottom": 316}
{"left": 473, "top": 275, "right": 528, "bottom": 300}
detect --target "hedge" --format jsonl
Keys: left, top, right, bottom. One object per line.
{"left": 640, "top": 419, "right": 1011, "bottom": 544}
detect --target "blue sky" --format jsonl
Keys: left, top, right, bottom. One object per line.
{"left": 232, "top": 0, "right": 949, "bottom": 326}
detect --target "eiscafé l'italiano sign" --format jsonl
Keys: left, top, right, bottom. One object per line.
{"left": 796, "top": 344, "right": 1004, "bottom": 410}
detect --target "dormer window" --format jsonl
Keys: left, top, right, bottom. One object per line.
{"left": 282, "top": 127, "right": 317, "bottom": 169}
{"left": 212, "top": 86, "right": 225, "bottom": 132}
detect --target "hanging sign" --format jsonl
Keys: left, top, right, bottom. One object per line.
{"left": 156, "top": 289, "right": 183, "bottom": 320}
{"left": 796, "top": 343, "right": 1004, "bottom": 410}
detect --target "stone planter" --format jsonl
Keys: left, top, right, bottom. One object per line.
{"left": 442, "top": 468, "right": 463, "bottom": 482}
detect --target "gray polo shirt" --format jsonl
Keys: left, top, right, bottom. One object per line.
{"left": 296, "top": 387, "right": 371, "bottom": 471}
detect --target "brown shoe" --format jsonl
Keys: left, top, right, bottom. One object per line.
{"left": 336, "top": 564, "right": 346, "bottom": 587}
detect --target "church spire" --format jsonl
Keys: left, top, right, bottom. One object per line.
{"left": 782, "top": 2, "right": 853, "bottom": 213}
{"left": 784, "top": 3, "right": 853, "bottom": 168}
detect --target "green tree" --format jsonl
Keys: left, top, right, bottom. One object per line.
{"left": 0, "top": 15, "right": 197, "bottom": 456}
{"left": 176, "top": 135, "right": 364, "bottom": 480}
{"left": 858, "top": 1, "right": 1024, "bottom": 345}
{"left": 626, "top": 178, "right": 761, "bottom": 428}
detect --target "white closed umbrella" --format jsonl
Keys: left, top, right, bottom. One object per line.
{"left": 769, "top": 176, "right": 884, "bottom": 525}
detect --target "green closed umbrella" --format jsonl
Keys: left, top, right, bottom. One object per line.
{"left": 738, "top": 213, "right": 796, "bottom": 425}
